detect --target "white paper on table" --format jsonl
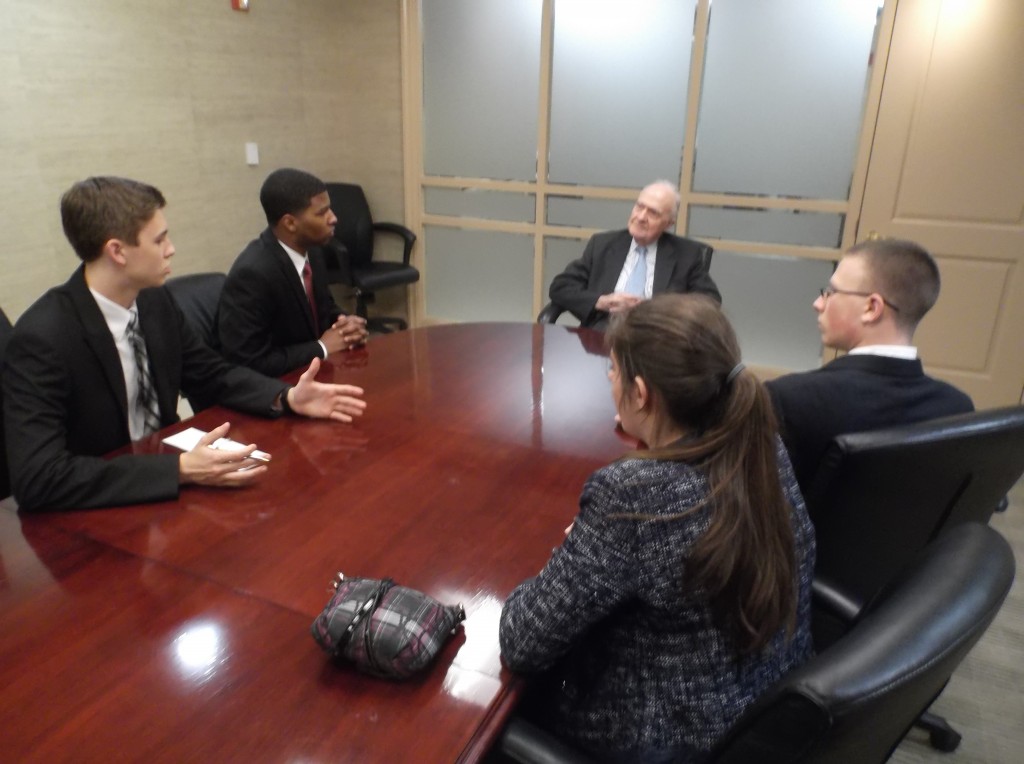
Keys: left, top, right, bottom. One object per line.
{"left": 162, "top": 426, "right": 271, "bottom": 461}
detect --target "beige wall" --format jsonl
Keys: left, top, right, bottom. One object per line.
{"left": 0, "top": 0, "right": 405, "bottom": 322}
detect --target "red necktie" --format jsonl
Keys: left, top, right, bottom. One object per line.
{"left": 302, "top": 260, "right": 319, "bottom": 332}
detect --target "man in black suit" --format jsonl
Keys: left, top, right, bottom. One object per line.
{"left": 2, "top": 176, "right": 367, "bottom": 512}
{"left": 766, "top": 238, "right": 973, "bottom": 493}
{"left": 548, "top": 181, "right": 721, "bottom": 329}
{"left": 218, "top": 168, "right": 368, "bottom": 377}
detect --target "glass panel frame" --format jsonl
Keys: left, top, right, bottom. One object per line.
{"left": 425, "top": 188, "right": 536, "bottom": 223}
{"left": 422, "top": 0, "right": 544, "bottom": 181}
{"left": 687, "top": 206, "right": 845, "bottom": 248}
{"left": 547, "top": 0, "right": 699, "bottom": 188}
{"left": 693, "top": 0, "right": 882, "bottom": 199}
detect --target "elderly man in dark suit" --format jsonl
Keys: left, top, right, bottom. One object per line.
{"left": 766, "top": 238, "right": 973, "bottom": 493}
{"left": 217, "top": 168, "right": 368, "bottom": 378}
{"left": 548, "top": 181, "right": 721, "bottom": 329}
{"left": 2, "top": 176, "right": 367, "bottom": 512}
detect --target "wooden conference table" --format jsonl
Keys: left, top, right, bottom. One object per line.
{"left": 0, "top": 323, "right": 631, "bottom": 763}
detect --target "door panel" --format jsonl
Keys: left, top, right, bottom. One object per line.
{"left": 859, "top": 0, "right": 1024, "bottom": 407}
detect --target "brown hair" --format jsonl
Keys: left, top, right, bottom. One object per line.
{"left": 607, "top": 294, "right": 796, "bottom": 653}
{"left": 60, "top": 177, "right": 166, "bottom": 262}
{"left": 846, "top": 238, "right": 940, "bottom": 331}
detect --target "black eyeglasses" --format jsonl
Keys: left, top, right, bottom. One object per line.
{"left": 819, "top": 286, "right": 900, "bottom": 313}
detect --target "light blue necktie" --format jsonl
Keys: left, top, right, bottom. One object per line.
{"left": 623, "top": 245, "right": 647, "bottom": 297}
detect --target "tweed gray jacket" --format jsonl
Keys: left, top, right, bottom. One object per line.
{"left": 499, "top": 441, "right": 815, "bottom": 761}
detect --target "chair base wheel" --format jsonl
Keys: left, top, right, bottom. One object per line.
{"left": 916, "top": 710, "right": 962, "bottom": 752}
{"left": 367, "top": 317, "right": 407, "bottom": 334}
{"left": 928, "top": 727, "right": 962, "bottom": 752}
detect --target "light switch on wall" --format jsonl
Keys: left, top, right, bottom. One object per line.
{"left": 245, "top": 142, "right": 259, "bottom": 166}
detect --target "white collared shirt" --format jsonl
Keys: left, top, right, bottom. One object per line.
{"left": 277, "top": 239, "right": 327, "bottom": 359}
{"left": 848, "top": 344, "right": 919, "bottom": 360}
{"left": 90, "top": 288, "right": 147, "bottom": 441}
{"left": 613, "top": 240, "right": 658, "bottom": 299}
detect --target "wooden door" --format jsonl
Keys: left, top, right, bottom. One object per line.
{"left": 857, "top": 0, "right": 1024, "bottom": 407}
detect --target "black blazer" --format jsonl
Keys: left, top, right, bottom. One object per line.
{"left": 218, "top": 228, "right": 344, "bottom": 377}
{"left": 549, "top": 229, "right": 721, "bottom": 329}
{"left": 766, "top": 354, "right": 974, "bottom": 493}
{"left": 2, "top": 267, "right": 287, "bottom": 511}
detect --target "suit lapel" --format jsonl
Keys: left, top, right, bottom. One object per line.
{"left": 652, "top": 234, "right": 677, "bottom": 294}
{"left": 264, "top": 229, "right": 318, "bottom": 335}
{"left": 66, "top": 267, "right": 131, "bottom": 433}
{"left": 599, "top": 232, "right": 633, "bottom": 294}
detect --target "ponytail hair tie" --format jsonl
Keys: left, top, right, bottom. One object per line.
{"left": 726, "top": 362, "right": 745, "bottom": 385}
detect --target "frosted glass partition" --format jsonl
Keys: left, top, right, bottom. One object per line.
{"left": 709, "top": 251, "right": 835, "bottom": 371}
{"left": 424, "top": 227, "right": 535, "bottom": 322}
{"left": 688, "top": 206, "right": 844, "bottom": 248}
{"left": 694, "top": 0, "right": 880, "bottom": 198}
{"left": 546, "top": 196, "right": 635, "bottom": 229}
{"left": 422, "top": 0, "right": 543, "bottom": 180}
{"left": 424, "top": 188, "right": 536, "bottom": 223}
{"left": 542, "top": 237, "right": 584, "bottom": 326}
{"left": 548, "top": 0, "right": 698, "bottom": 187}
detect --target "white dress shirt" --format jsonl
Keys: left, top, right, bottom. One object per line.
{"left": 848, "top": 344, "right": 919, "bottom": 360}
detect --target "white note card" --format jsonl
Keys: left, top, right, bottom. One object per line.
{"left": 162, "top": 427, "right": 270, "bottom": 461}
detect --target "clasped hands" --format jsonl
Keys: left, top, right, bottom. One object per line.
{"left": 595, "top": 292, "right": 643, "bottom": 314}
{"left": 321, "top": 314, "right": 369, "bottom": 353}
{"left": 179, "top": 358, "right": 366, "bottom": 488}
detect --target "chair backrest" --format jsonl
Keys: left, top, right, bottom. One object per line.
{"left": 709, "top": 523, "right": 1015, "bottom": 764}
{"left": 696, "top": 242, "right": 713, "bottom": 272}
{"left": 804, "top": 405, "right": 1024, "bottom": 613}
{"left": 165, "top": 273, "right": 226, "bottom": 350}
{"left": 0, "top": 306, "right": 12, "bottom": 498}
{"left": 325, "top": 182, "right": 375, "bottom": 269}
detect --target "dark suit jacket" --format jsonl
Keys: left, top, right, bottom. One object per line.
{"left": 766, "top": 354, "right": 974, "bottom": 493}
{"left": 0, "top": 306, "right": 12, "bottom": 498}
{"left": 548, "top": 229, "right": 721, "bottom": 329}
{"left": 2, "top": 266, "right": 288, "bottom": 512}
{"left": 218, "top": 228, "right": 344, "bottom": 377}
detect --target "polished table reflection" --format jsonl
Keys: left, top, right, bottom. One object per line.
{"left": 0, "top": 323, "right": 630, "bottom": 763}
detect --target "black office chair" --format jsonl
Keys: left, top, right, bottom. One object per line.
{"left": 805, "top": 405, "right": 1024, "bottom": 640}
{"left": 165, "top": 272, "right": 226, "bottom": 350}
{"left": 537, "top": 241, "right": 714, "bottom": 324}
{"left": 323, "top": 182, "right": 418, "bottom": 333}
{"left": 1, "top": 306, "right": 12, "bottom": 498}
{"left": 496, "top": 523, "right": 1016, "bottom": 764}
{"left": 803, "top": 404, "right": 1024, "bottom": 750}
{"left": 165, "top": 273, "right": 227, "bottom": 413}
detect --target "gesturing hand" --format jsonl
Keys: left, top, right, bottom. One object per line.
{"left": 179, "top": 422, "right": 268, "bottom": 486}
{"left": 287, "top": 358, "right": 367, "bottom": 422}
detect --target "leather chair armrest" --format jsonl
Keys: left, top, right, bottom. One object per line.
{"left": 537, "top": 302, "right": 565, "bottom": 324}
{"left": 812, "top": 578, "right": 862, "bottom": 624}
{"left": 373, "top": 222, "right": 417, "bottom": 265}
{"left": 498, "top": 717, "right": 595, "bottom": 764}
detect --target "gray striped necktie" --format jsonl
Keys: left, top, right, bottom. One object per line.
{"left": 127, "top": 310, "right": 161, "bottom": 437}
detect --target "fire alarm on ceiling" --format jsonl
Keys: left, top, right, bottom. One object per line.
{"left": 231, "top": 0, "right": 250, "bottom": 11}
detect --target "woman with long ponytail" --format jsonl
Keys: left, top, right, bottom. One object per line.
{"left": 499, "top": 294, "right": 815, "bottom": 762}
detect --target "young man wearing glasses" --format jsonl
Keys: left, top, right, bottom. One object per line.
{"left": 766, "top": 238, "right": 973, "bottom": 493}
